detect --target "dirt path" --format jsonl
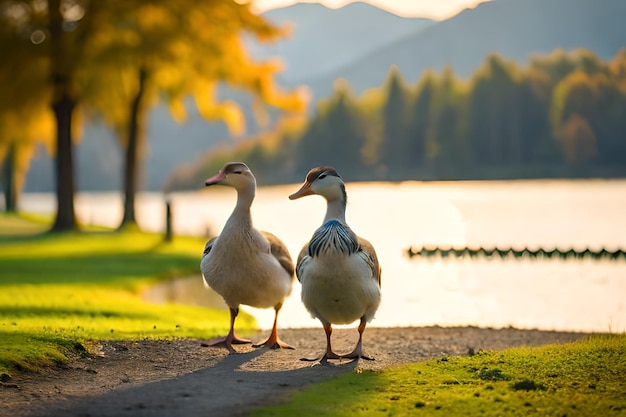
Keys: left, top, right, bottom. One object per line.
{"left": 0, "top": 327, "right": 590, "bottom": 417}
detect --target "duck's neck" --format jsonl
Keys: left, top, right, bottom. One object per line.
{"left": 227, "top": 184, "right": 255, "bottom": 229}
{"left": 323, "top": 195, "right": 347, "bottom": 225}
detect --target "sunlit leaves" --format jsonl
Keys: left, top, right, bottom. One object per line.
{"left": 0, "top": 105, "right": 54, "bottom": 193}
{"left": 77, "top": 0, "right": 306, "bottom": 140}
{"left": 0, "top": 2, "right": 54, "bottom": 196}
{"left": 193, "top": 79, "right": 246, "bottom": 136}
{"left": 0, "top": 0, "right": 306, "bottom": 218}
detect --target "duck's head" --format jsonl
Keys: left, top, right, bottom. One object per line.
{"left": 289, "top": 166, "right": 346, "bottom": 202}
{"left": 205, "top": 162, "right": 256, "bottom": 191}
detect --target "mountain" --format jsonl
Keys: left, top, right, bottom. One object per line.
{"left": 246, "top": 2, "right": 434, "bottom": 86}
{"left": 307, "top": 0, "right": 626, "bottom": 97}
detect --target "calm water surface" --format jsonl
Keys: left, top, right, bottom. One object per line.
{"left": 18, "top": 180, "right": 626, "bottom": 333}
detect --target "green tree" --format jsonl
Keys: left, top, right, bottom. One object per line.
{"left": 552, "top": 66, "right": 626, "bottom": 166}
{"left": 555, "top": 114, "right": 597, "bottom": 165}
{"left": 468, "top": 54, "right": 524, "bottom": 165}
{"left": 294, "top": 81, "right": 370, "bottom": 179}
{"left": 408, "top": 70, "right": 438, "bottom": 172}
{"left": 425, "top": 66, "right": 468, "bottom": 177}
{"left": 596, "top": 50, "right": 626, "bottom": 163}
{"left": 551, "top": 71, "right": 601, "bottom": 165}
{"left": 528, "top": 49, "right": 606, "bottom": 88}
{"left": 379, "top": 65, "right": 415, "bottom": 178}
{"left": 516, "top": 67, "right": 557, "bottom": 163}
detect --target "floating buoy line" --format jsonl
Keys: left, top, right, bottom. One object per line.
{"left": 406, "top": 246, "right": 626, "bottom": 260}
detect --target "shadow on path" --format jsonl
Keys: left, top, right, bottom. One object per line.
{"left": 33, "top": 347, "right": 358, "bottom": 417}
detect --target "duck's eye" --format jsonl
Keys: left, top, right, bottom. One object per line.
{"left": 233, "top": 171, "right": 242, "bottom": 174}
{"left": 318, "top": 173, "right": 327, "bottom": 180}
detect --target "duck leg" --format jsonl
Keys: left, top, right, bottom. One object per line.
{"left": 301, "top": 322, "right": 342, "bottom": 363}
{"left": 202, "top": 307, "right": 251, "bottom": 353}
{"left": 342, "top": 317, "right": 374, "bottom": 361}
{"left": 253, "top": 303, "right": 294, "bottom": 349}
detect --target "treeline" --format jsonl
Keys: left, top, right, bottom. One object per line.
{"left": 166, "top": 48, "right": 626, "bottom": 189}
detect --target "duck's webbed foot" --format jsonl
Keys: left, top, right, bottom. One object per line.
{"left": 300, "top": 350, "right": 343, "bottom": 364}
{"left": 252, "top": 312, "right": 294, "bottom": 349}
{"left": 201, "top": 307, "right": 252, "bottom": 354}
{"left": 253, "top": 336, "right": 294, "bottom": 350}
{"left": 341, "top": 318, "right": 374, "bottom": 360}
{"left": 201, "top": 334, "right": 252, "bottom": 353}
{"left": 341, "top": 346, "right": 374, "bottom": 361}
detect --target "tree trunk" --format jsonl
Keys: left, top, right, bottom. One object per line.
{"left": 164, "top": 199, "right": 173, "bottom": 242}
{"left": 2, "top": 142, "right": 17, "bottom": 213}
{"left": 119, "top": 67, "right": 148, "bottom": 229}
{"left": 49, "top": 0, "right": 78, "bottom": 232}
{"left": 50, "top": 94, "right": 78, "bottom": 231}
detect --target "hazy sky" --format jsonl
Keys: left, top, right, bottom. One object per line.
{"left": 251, "top": 0, "right": 491, "bottom": 20}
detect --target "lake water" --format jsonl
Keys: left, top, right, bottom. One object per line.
{"left": 16, "top": 179, "right": 626, "bottom": 333}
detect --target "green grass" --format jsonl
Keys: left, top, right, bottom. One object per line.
{"left": 250, "top": 335, "right": 626, "bottom": 417}
{"left": 0, "top": 214, "right": 255, "bottom": 376}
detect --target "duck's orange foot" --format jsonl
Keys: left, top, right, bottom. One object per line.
{"left": 201, "top": 335, "right": 252, "bottom": 353}
{"left": 253, "top": 327, "right": 294, "bottom": 350}
{"left": 253, "top": 337, "right": 294, "bottom": 350}
{"left": 300, "top": 351, "right": 343, "bottom": 365}
{"left": 341, "top": 353, "right": 374, "bottom": 361}
{"left": 341, "top": 345, "right": 374, "bottom": 361}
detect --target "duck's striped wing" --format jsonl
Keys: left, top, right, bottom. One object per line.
{"left": 295, "top": 235, "right": 381, "bottom": 288}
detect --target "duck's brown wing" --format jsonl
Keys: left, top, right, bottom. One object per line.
{"left": 294, "top": 242, "right": 310, "bottom": 283}
{"left": 262, "top": 231, "right": 295, "bottom": 278}
{"left": 358, "top": 236, "right": 382, "bottom": 288}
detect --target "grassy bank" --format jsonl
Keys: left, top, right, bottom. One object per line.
{"left": 250, "top": 334, "right": 626, "bottom": 416}
{"left": 0, "top": 214, "right": 255, "bottom": 376}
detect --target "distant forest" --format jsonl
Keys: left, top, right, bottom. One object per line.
{"left": 165, "top": 48, "right": 626, "bottom": 189}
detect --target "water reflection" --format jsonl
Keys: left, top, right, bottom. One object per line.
{"left": 143, "top": 276, "right": 227, "bottom": 309}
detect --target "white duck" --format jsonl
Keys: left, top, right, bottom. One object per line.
{"left": 200, "top": 162, "right": 295, "bottom": 353}
{"left": 289, "top": 166, "right": 381, "bottom": 362}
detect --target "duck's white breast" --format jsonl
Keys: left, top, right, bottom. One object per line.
{"left": 201, "top": 236, "right": 292, "bottom": 309}
{"left": 299, "top": 252, "right": 381, "bottom": 325}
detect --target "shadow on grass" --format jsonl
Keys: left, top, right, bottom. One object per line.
{"left": 0, "top": 252, "right": 199, "bottom": 286}
{"left": 0, "top": 306, "right": 155, "bottom": 320}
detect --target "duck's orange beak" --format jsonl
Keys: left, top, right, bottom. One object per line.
{"left": 289, "top": 181, "right": 314, "bottom": 200}
{"left": 205, "top": 170, "right": 226, "bottom": 187}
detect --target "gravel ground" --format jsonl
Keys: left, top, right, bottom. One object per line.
{"left": 0, "top": 326, "right": 590, "bottom": 417}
